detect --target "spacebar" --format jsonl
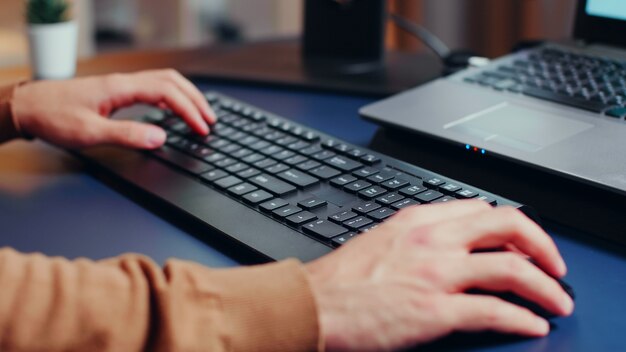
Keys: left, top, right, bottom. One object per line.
{"left": 522, "top": 87, "right": 606, "bottom": 113}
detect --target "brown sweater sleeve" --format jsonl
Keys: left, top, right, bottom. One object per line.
{"left": 0, "top": 84, "right": 21, "bottom": 144}
{"left": 0, "top": 247, "right": 321, "bottom": 352}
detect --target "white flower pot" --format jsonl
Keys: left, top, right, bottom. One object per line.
{"left": 28, "top": 21, "right": 78, "bottom": 80}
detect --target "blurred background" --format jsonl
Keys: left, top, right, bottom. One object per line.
{"left": 0, "top": 0, "right": 576, "bottom": 69}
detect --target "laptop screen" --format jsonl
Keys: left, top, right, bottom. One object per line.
{"left": 586, "top": 0, "right": 626, "bottom": 22}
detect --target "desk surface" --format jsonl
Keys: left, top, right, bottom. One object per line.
{"left": 1, "top": 81, "right": 625, "bottom": 352}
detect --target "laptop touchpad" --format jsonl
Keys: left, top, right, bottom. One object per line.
{"left": 444, "top": 103, "right": 593, "bottom": 152}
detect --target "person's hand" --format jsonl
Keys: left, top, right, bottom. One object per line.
{"left": 306, "top": 201, "right": 573, "bottom": 351}
{"left": 12, "top": 69, "right": 215, "bottom": 149}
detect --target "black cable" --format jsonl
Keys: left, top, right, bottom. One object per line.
{"left": 389, "top": 13, "right": 451, "bottom": 61}
{"left": 389, "top": 12, "right": 490, "bottom": 73}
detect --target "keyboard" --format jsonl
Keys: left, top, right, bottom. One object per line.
{"left": 134, "top": 91, "right": 534, "bottom": 253}
{"left": 464, "top": 46, "right": 626, "bottom": 120}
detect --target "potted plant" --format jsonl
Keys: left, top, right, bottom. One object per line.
{"left": 26, "top": 0, "right": 78, "bottom": 80}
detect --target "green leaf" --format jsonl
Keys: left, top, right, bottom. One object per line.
{"left": 26, "top": 0, "right": 71, "bottom": 24}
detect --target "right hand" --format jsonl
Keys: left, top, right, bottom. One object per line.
{"left": 306, "top": 201, "right": 573, "bottom": 351}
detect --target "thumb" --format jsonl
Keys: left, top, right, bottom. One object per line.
{"left": 96, "top": 119, "right": 167, "bottom": 149}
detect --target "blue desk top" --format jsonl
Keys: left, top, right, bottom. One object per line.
{"left": 0, "top": 82, "right": 624, "bottom": 351}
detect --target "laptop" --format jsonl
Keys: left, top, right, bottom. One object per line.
{"left": 360, "top": 0, "right": 626, "bottom": 197}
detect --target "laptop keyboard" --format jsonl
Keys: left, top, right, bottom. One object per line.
{"left": 142, "top": 92, "right": 526, "bottom": 248}
{"left": 463, "top": 47, "right": 626, "bottom": 120}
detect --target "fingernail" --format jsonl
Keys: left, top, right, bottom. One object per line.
{"left": 535, "top": 318, "right": 550, "bottom": 335}
{"left": 562, "top": 295, "right": 574, "bottom": 315}
{"left": 147, "top": 128, "right": 166, "bottom": 148}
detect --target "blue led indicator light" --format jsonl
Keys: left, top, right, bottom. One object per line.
{"left": 466, "top": 144, "right": 470, "bottom": 150}
{"left": 481, "top": 149, "right": 486, "bottom": 154}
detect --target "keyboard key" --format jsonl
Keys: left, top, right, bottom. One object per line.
{"left": 201, "top": 169, "right": 229, "bottom": 182}
{"left": 359, "top": 223, "right": 380, "bottom": 233}
{"left": 287, "top": 141, "right": 310, "bottom": 151}
{"left": 231, "top": 148, "right": 254, "bottom": 159}
{"left": 332, "top": 233, "right": 358, "bottom": 247}
{"left": 250, "top": 174, "right": 297, "bottom": 196}
{"left": 457, "top": 189, "right": 479, "bottom": 199}
{"left": 214, "top": 176, "right": 243, "bottom": 189}
{"left": 304, "top": 220, "right": 349, "bottom": 239}
{"left": 301, "top": 131, "right": 320, "bottom": 142}
{"left": 477, "top": 195, "right": 498, "bottom": 206}
{"left": 309, "top": 166, "right": 341, "bottom": 180}
{"left": 242, "top": 153, "right": 266, "bottom": 164}
{"left": 332, "top": 144, "right": 352, "bottom": 154}
{"left": 286, "top": 211, "right": 318, "bottom": 226}
{"left": 312, "top": 150, "right": 336, "bottom": 161}
{"left": 152, "top": 146, "right": 214, "bottom": 175}
{"left": 432, "top": 196, "right": 457, "bottom": 204}
{"left": 330, "top": 175, "right": 357, "bottom": 187}
{"left": 347, "top": 149, "right": 366, "bottom": 159}
{"left": 259, "top": 198, "right": 289, "bottom": 212}
{"left": 358, "top": 186, "right": 387, "bottom": 200}
{"left": 399, "top": 185, "right": 427, "bottom": 197}
{"left": 284, "top": 155, "right": 308, "bottom": 166}
{"left": 344, "top": 181, "right": 372, "bottom": 193}
{"left": 329, "top": 210, "right": 358, "bottom": 223}
{"left": 273, "top": 150, "right": 296, "bottom": 161}
{"left": 301, "top": 145, "right": 323, "bottom": 156}
{"left": 204, "top": 152, "right": 227, "bottom": 164}
{"left": 266, "top": 163, "right": 290, "bottom": 174}
{"left": 273, "top": 206, "right": 302, "bottom": 219}
{"left": 298, "top": 198, "right": 327, "bottom": 210}
{"left": 352, "top": 201, "right": 381, "bottom": 214}
{"left": 425, "top": 178, "right": 446, "bottom": 187}
{"left": 228, "top": 183, "right": 258, "bottom": 196}
{"left": 249, "top": 140, "right": 271, "bottom": 151}
{"left": 361, "top": 154, "right": 381, "bottom": 165}
{"left": 296, "top": 160, "right": 322, "bottom": 171}
{"left": 214, "top": 158, "right": 237, "bottom": 168}
{"left": 322, "top": 139, "right": 340, "bottom": 149}
{"left": 254, "top": 158, "right": 278, "bottom": 169}
{"left": 259, "top": 145, "right": 284, "bottom": 156}
{"left": 326, "top": 156, "right": 363, "bottom": 172}
{"left": 344, "top": 216, "right": 373, "bottom": 231}
{"left": 381, "top": 178, "right": 410, "bottom": 190}
{"left": 277, "top": 169, "right": 320, "bottom": 188}
{"left": 440, "top": 183, "right": 462, "bottom": 194}
{"left": 243, "top": 190, "right": 273, "bottom": 204}
{"left": 367, "top": 171, "right": 395, "bottom": 184}
{"left": 376, "top": 193, "right": 404, "bottom": 205}
{"left": 226, "top": 163, "right": 249, "bottom": 174}
{"left": 391, "top": 199, "right": 419, "bottom": 210}
{"left": 237, "top": 168, "right": 262, "bottom": 179}
{"left": 353, "top": 167, "right": 380, "bottom": 178}
{"left": 367, "top": 207, "right": 396, "bottom": 221}
{"left": 276, "top": 136, "right": 298, "bottom": 147}
{"left": 416, "top": 190, "right": 444, "bottom": 203}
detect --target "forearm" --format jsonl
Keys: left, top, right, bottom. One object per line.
{"left": 0, "top": 83, "right": 22, "bottom": 144}
{"left": 0, "top": 247, "right": 320, "bottom": 352}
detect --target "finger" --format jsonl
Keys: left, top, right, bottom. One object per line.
{"left": 93, "top": 118, "right": 167, "bottom": 149}
{"left": 448, "top": 253, "right": 573, "bottom": 316}
{"left": 433, "top": 207, "right": 566, "bottom": 278}
{"left": 114, "top": 73, "right": 209, "bottom": 135}
{"left": 448, "top": 294, "right": 550, "bottom": 337}
{"left": 393, "top": 199, "right": 492, "bottom": 229}
{"left": 159, "top": 70, "right": 217, "bottom": 125}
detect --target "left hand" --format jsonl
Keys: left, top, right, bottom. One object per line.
{"left": 12, "top": 69, "right": 215, "bottom": 149}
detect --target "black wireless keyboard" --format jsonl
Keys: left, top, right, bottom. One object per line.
{"left": 132, "top": 91, "right": 535, "bottom": 252}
